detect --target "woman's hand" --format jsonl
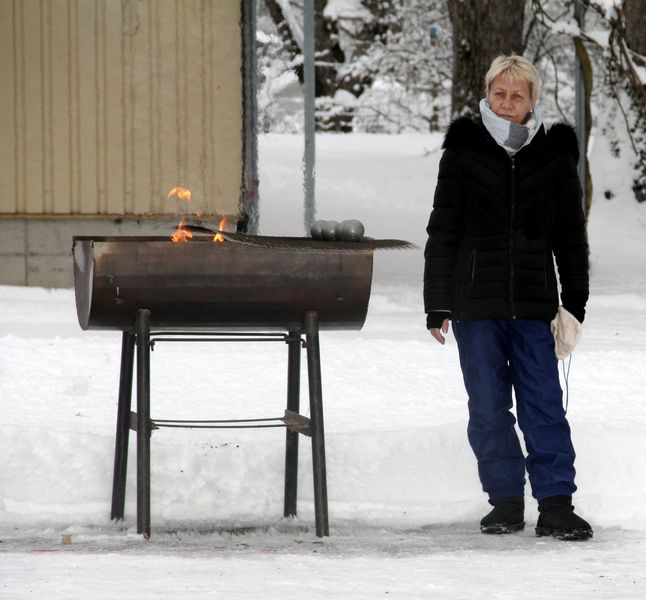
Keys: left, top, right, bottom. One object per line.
{"left": 430, "top": 318, "right": 450, "bottom": 345}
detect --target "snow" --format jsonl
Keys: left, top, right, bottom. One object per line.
{"left": 2, "top": 132, "right": 646, "bottom": 598}
{"left": 548, "top": 18, "right": 581, "bottom": 37}
{"left": 323, "top": 0, "right": 372, "bottom": 22}
{"left": 635, "top": 64, "right": 646, "bottom": 86}
{"left": 596, "top": 0, "right": 622, "bottom": 18}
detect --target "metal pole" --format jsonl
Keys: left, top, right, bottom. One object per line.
{"left": 111, "top": 331, "right": 135, "bottom": 520}
{"left": 304, "top": 310, "right": 329, "bottom": 537}
{"left": 574, "top": 0, "right": 587, "bottom": 199}
{"left": 303, "top": 0, "right": 316, "bottom": 233}
{"left": 283, "top": 332, "right": 301, "bottom": 517}
{"left": 242, "top": 0, "right": 259, "bottom": 234}
{"left": 135, "top": 309, "right": 152, "bottom": 538}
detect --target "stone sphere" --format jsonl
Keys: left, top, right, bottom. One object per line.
{"left": 310, "top": 220, "right": 325, "bottom": 240}
{"left": 336, "top": 219, "right": 365, "bottom": 242}
{"left": 320, "top": 220, "right": 338, "bottom": 241}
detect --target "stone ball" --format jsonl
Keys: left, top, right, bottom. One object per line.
{"left": 320, "top": 220, "right": 338, "bottom": 241}
{"left": 310, "top": 220, "right": 325, "bottom": 240}
{"left": 336, "top": 219, "right": 365, "bottom": 242}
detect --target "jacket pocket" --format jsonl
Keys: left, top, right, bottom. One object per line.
{"left": 544, "top": 253, "right": 551, "bottom": 289}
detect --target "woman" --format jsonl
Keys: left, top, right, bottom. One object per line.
{"left": 424, "top": 55, "right": 592, "bottom": 540}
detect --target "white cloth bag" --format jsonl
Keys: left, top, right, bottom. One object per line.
{"left": 550, "top": 306, "right": 583, "bottom": 359}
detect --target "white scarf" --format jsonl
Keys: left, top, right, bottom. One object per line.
{"left": 479, "top": 98, "right": 542, "bottom": 155}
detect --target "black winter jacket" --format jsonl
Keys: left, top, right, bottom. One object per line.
{"left": 424, "top": 117, "right": 589, "bottom": 323}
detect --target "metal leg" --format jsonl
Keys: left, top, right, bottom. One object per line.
{"left": 304, "top": 311, "right": 329, "bottom": 537}
{"left": 111, "top": 331, "right": 135, "bottom": 520}
{"left": 284, "top": 332, "right": 301, "bottom": 517}
{"left": 135, "top": 309, "right": 152, "bottom": 538}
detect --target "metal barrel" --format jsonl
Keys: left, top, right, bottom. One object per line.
{"left": 73, "top": 236, "right": 374, "bottom": 331}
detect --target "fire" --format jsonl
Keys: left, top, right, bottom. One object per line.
{"left": 167, "top": 187, "right": 192, "bottom": 201}
{"left": 171, "top": 217, "right": 193, "bottom": 243}
{"left": 213, "top": 217, "right": 227, "bottom": 243}
{"left": 167, "top": 186, "right": 226, "bottom": 244}
{"left": 168, "top": 186, "right": 193, "bottom": 242}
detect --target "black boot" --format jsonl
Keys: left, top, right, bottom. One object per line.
{"left": 536, "top": 495, "right": 593, "bottom": 540}
{"left": 480, "top": 496, "right": 525, "bottom": 534}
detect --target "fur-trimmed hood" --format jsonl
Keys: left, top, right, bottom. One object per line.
{"left": 442, "top": 116, "right": 579, "bottom": 163}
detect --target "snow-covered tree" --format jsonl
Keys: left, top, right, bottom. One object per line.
{"left": 257, "top": 13, "right": 303, "bottom": 133}
{"left": 257, "top": 0, "right": 646, "bottom": 205}
{"left": 257, "top": 0, "right": 584, "bottom": 134}
{"left": 263, "top": 0, "right": 393, "bottom": 131}
{"left": 531, "top": 0, "right": 646, "bottom": 205}
{"left": 352, "top": 1, "right": 453, "bottom": 132}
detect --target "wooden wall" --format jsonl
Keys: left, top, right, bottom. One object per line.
{"left": 0, "top": 0, "right": 244, "bottom": 219}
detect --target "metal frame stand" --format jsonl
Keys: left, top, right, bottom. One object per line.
{"left": 110, "top": 309, "right": 329, "bottom": 538}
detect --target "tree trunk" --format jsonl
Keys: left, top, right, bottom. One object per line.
{"left": 622, "top": 0, "right": 646, "bottom": 202}
{"left": 447, "top": 0, "right": 525, "bottom": 118}
{"left": 624, "top": 0, "right": 646, "bottom": 56}
{"left": 574, "top": 36, "right": 594, "bottom": 217}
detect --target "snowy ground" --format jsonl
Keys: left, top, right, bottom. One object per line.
{"left": 2, "top": 132, "right": 646, "bottom": 599}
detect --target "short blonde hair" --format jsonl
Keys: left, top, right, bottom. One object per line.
{"left": 484, "top": 55, "right": 542, "bottom": 103}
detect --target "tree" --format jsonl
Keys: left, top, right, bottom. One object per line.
{"left": 447, "top": 0, "right": 525, "bottom": 118}
{"left": 263, "top": 0, "right": 393, "bottom": 131}
{"left": 624, "top": 0, "right": 646, "bottom": 56}
{"left": 257, "top": 0, "right": 646, "bottom": 198}
{"left": 523, "top": 1, "right": 580, "bottom": 124}
{"left": 622, "top": 0, "right": 646, "bottom": 201}
{"left": 529, "top": 0, "right": 595, "bottom": 214}
{"left": 352, "top": 1, "right": 453, "bottom": 133}
{"left": 531, "top": 0, "right": 646, "bottom": 204}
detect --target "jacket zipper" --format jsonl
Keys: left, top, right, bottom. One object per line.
{"left": 470, "top": 249, "right": 477, "bottom": 284}
{"left": 509, "top": 157, "right": 517, "bottom": 318}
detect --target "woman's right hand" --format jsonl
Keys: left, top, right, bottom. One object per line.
{"left": 430, "top": 318, "right": 450, "bottom": 345}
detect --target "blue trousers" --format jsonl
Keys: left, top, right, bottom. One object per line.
{"left": 452, "top": 319, "right": 576, "bottom": 502}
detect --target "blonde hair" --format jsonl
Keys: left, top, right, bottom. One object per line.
{"left": 484, "top": 55, "right": 542, "bottom": 103}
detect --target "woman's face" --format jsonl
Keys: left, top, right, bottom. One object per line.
{"left": 487, "top": 74, "right": 533, "bottom": 124}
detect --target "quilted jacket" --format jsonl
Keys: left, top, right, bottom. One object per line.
{"left": 423, "top": 117, "right": 589, "bottom": 322}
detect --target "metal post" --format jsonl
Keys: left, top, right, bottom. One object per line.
{"left": 284, "top": 332, "right": 301, "bottom": 517}
{"left": 304, "top": 311, "right": 329, "bottom": 537}
{"left": 111, "top": 331, "right": 135, "bottom": 520}
{"left": 303, "top": 0, "right": 316, "bottom": 232}
{"left": 135, "top": 309, "right": 152, "bottom": 538}
{"left": 574, "top": 0, "right": 587, "bottom": 198}
{"left": 241, "top": 0, "right": 259, "bottom": 234}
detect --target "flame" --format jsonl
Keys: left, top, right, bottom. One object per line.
{"left": 167, "top": 187, "right": 226, "bottom": 244}
{"left": 168, "top": 186, "right": 193, "bottom": 242}
{"left": 213, "top": 217, "right": 227, "bottom": 243}
{"left": 171, "top": 217, "right": 193, "bottom": 243}
{"left": 167, "top": 186, "right": 192, "bottom": 201}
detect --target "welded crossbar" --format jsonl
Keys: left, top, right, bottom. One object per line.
{"left": 151, "top": 417, "right": 285, "bottom": 429}
{"left": 110, "top": 310, "right": 328, "bottom": 539}
{"left": 149, "top": 331, "right": 294, "bottom": 348}
{"left": 147, "top": 411, "right": 310, "bottom": 433}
